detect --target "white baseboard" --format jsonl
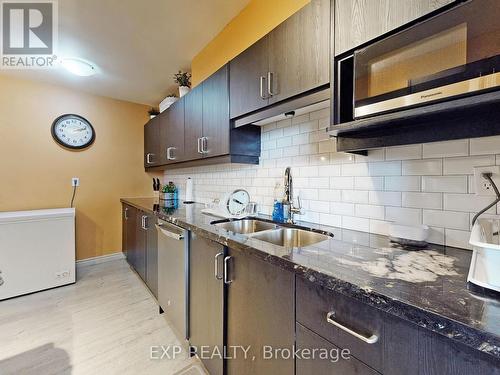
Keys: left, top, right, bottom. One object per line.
{"left": 76, "top": 252, "right": 125, "bottom": 267}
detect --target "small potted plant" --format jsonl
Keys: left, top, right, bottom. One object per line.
{"left": 174, "top": 71, "right": 192, "bottom": 97}
{"left": 160, "top": 93, "right": 178, "bottom": 112}
{"left": 148, "top": 107, "right": 160, "bottom": 119}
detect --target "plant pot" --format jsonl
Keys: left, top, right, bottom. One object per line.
{"left": 159, "top": 96, "right": 178, "bottom": 113}
{"left": 179, "top": 86, "right": 190, "bottom": 97}
{"left": 160, "top": 193, "right": 176, "bottom": 200}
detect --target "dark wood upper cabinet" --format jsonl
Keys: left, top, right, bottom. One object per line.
{"left": 183, "top": 87, "right": 203, "bottom": 161}
{"left": 144, "top": 116, "right": 160, "bottom": 168}
{"left": 159, "top": 100, "right": 185, "bottom": 164}
{"left": 334, "top": 0, "right": 454, "bottom": 55}
{"left": 229, "top": 37, "right": 269, "bottom": 119}
{"left": 268, "top": 0, "right": 330, "bottom": 104}
{"left": 202, "top": 65, "right": 230, "bottom": 158}
{"left": 229, "top": 0, "right": 330, "bottom": 119}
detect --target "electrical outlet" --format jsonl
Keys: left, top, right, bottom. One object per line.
{"left": 72, "top": 177, "right": 80, "bottom": 187}
{"left": 473, "top": 166, "right": 500, "bottom": 196}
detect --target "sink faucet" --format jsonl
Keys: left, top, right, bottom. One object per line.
{"left": 284, "top": 167, "right": 302, "bottom": 223}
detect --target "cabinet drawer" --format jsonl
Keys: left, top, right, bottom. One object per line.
{"left": 296, "top": 276, "right": 384, "bottom": 372}
{"left": 296, "top": 323, "right": 379, "bottom": 375}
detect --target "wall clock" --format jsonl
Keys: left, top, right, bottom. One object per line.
{"left": 51, "top": 114, "right": 95, "bottom": 149}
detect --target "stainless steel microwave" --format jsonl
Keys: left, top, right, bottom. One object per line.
{"left": 349, "top": 0, "right": 500, "bottom": 119}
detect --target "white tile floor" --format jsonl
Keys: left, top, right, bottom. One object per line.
{"left": 0, "top": 259, "right": 202, "bottom": 375}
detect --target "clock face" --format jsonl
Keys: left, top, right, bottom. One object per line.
{"left": 51, "top": 114, "right": 95, "bottom": 149}
{"left": 226, "top": 189, "right": 250, "bottom": 216}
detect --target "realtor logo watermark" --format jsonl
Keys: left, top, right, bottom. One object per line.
{"left": 1, "top": 0, "right": 58, "bottom": 68}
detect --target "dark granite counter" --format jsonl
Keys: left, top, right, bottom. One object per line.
{"left": 121, "top": 197, "right": 500, "bottom": 363}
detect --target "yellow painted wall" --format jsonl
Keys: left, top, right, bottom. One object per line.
{"left": 0, "top": 74, "right": 157, "bottom": 260}
{"left": 191, "top": 0, "right": 310, "bottom": 86}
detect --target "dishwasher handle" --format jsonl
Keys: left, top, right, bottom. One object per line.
{"left": 155, "top": 224, "right": 184, "bottom": 241}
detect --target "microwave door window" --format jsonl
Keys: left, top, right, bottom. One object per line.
{"left": 353, "top": 0, "right": 500, "bottom": 119}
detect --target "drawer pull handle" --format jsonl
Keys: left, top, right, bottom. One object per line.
{"left": 326, "top": 311, "right": 379, "bottom": 344}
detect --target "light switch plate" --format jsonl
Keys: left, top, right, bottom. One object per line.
{"left": 473, "top": 166, "right": 500, "bottom": 196}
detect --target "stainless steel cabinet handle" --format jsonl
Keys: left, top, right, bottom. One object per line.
{"left": 146, "top": 153, "right": 154, "bottom": 164}
{"left": 267, "top": 72, "right": 276, "bottom": 96}
{"left": 223, "top": 256, "right": 232, "bottom": 284}
{"left": 197, "top": 138, "right": 203, "bottom": 154}
{"left": 124, "top": 207, "right": 128, "bottom": 220}
{"left": 141, "top": 215, "right": 149, "bottom": 230}
{"left": 155, "top": 224, "right": 184, "bottom": 240}
{"left": 201, "top": 137, "right": 208, "bottom": 154}
{"left": 166, "top": 147, "right": 177, "bottom": 160}
{"left": 259, "top": 76, "right": 267, "bottom": 99}
{"left": 326, "top": 311, "right": 379, "bottom": 344}
{"left": 214, "top": 252, "right": 224, "bottom": 280}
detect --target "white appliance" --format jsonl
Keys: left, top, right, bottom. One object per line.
{"left": 468, "top": 218, "right": 500, "bottom": 293}
{"left": 0, "top": 208, "right": 76, "bottom": 300}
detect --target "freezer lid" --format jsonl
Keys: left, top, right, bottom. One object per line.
{"left": 0, "top": 208, "right": 75, "bottom": 223}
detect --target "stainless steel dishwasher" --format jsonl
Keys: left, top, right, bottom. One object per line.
{"left": 156, "top": 219, "right": 188, "bottom": 341}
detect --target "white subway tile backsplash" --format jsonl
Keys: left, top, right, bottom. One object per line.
{"left": 354, "top": 176, "right": 384, "bottom": 191}
{"left": 385, "top": 207, "right": 422, "bottom": 225}
{"left": 355, "top": 204, "right": 385, "bottom": 219}
{"left": 470, "top": 136, "right": 500, "bottom": 156}
{"left": 385, "top": 176, "right": 421, "bottom": 191}
{"left": 422, "top": 176, "right": 467, "bottom": 193}
{"left": 423, "top": 210, "right": 470, "bottom": 231}
{"left": 427, "top": 227, "right": 445, "bottom": 245}
{"left": 342, "top": 190, "right": 369, "bottom": 204}
{"left": 330, "top": 202, "right": 355, "bottom": 216}
{"left": 402, "top": 159, "right": 442, "bottom": 176}
{"left": 369, "top": 191, "right": 402, "bottom": 206}
{"left": 318, "top": 189, "right": 342, "bottom": 202}
{"left": 386, "top": 144, "right": 422, "bottom": 161}
{"left": 330, "top": 176, "right": 354, "bottom": 189}
{"left": 341, "top": 163, "right": 369, "bottom": 176}
{"left": 342, "top": 216, "right": 370, "bottom": 232}
{"left": 165, "top": 107, "right": 499, "bottom": 250}
{"left": 422, "top": 139, "right": 469, "bottom": 158}
{"left": 368, "top": 161, "right": 401, "bottom": 176}
{"left": 443, "top": 155, "right": 495, "bottom": 175}
{"left": 444, "top": 194, "right": 497, "bottom": 213}
{"left": 402, "top": 192, "right": 442, "bottom": 209}
{"left": 319, "top": 213, "right": 342, "bottom": 227}
{"left": 445, "top": 229, "right": 472, "bottom": 250}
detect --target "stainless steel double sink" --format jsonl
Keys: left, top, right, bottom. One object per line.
{"left": 212, "top": 218, "right": 333, "bottom": 247}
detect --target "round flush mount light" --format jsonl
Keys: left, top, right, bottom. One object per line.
{"left": 60, "top": 58, "right": 96, "bottom": 76}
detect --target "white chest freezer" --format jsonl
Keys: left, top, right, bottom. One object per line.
{"left": 0, "top": 208, "right": 76, "bottom": 300}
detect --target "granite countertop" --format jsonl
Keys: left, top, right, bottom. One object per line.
{"left": 121, "top": 197, "right": 500, "bottom": 362}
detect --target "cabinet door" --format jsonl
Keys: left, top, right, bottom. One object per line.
{"left": 226, "top": 248, "right": 295, "bottom": 375}
{"left": 189, "top": 233, "right": 225, "bottom": 375}
{"left": 160, "top": 100, "right": 185, "bottom": 164}
{"left": 268, "top": 0, "right": 330, "bottom": 104}
{"left": 183, "top": 87, "right": 203, "bottom": 161}
{"left": 202, "top": 65, "right": 230, "bottom": 157}
{"left": 144, "top": 116, "right": 160, "bottom": 168}
{"left": 335, "top": 0, "right": 454, "bottom": 55}
{"left": 134, "top": 210, "right": 147, "bottom": 281}
{"left": 229, "top": 37, "right": 269, "bottom": 118}
{"left": 145, "top": 212, "right": 158, "bottom": 298}
{"left": 123, "top": 204, "right": 137, "bottom": 267}
{"left": 296, "top": 323, "right": 379, "bottom": 375}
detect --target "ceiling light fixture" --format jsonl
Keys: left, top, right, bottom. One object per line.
{"left": 60, "top": 58, "right": 96, "bottom": 76}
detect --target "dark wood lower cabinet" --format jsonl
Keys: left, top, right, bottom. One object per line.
{"left": 296, "top": 323, "right": 379, "bottom": 375}
{"left": 189, "top": 233, "right": 225, "bottom": 375}
{"left": 226, "top": 248, "right": 295, "bottom": 375}
{"left": 296, "top": 275, "right": 500, "bottom": 375}
{"left": 121, "top": 204, "right": 157, "bottom": 297}
{"left": 144, "top": 212, "right": 158, "bottom": 298}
